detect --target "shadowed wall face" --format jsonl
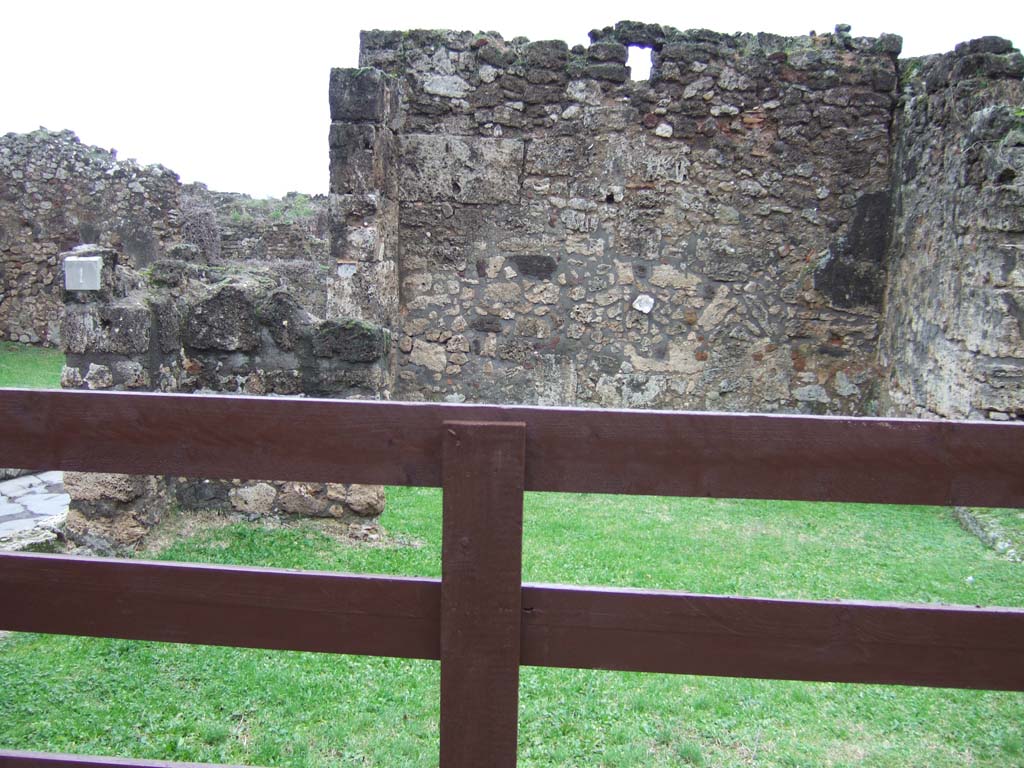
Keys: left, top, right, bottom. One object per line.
{"left": 880, "top": 38, "right": 1024, "bottom": 421}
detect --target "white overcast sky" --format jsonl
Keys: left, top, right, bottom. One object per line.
{"left": 2, "top": 0, "right": 1021, "bottom": 198}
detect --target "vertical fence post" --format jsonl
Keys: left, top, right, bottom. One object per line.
{"left": 440, "top": 421, "right": 527, "bottom": 768}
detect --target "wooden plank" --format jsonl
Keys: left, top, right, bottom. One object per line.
{"left": 440, "top": 421, "right": 526, "bottom": 768}
{"left": 1, "top": 388, "right": 1022, "bottom": 506}
{"left": 0, "top": 749, "right": 254, "bottom": 768}
{"left": 520, "top": 584, "right": 1024, "bottom": 690}
{"left": 3, "top": 553, "right": 1022, "bottom": 690}
{"left": 0, "top": 552, "right": 440, "bottom": 659}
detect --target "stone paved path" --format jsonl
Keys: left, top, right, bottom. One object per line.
{"left": 0, "top": 471, "right": 69, "bottom": 548}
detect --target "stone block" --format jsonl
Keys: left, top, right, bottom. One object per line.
{"left": 329, "top": 68, "right": 395, "bottom": 123}
{"left": 329, "top": 123, "right": 393, "bottom": 196}
{"left": 344, "top": 484, "right": 385, "bottom": 517}
{"left": 64, "top": 472, "right": 149, "bottom": 504}
{"left": 311, "top": 318, "right": 389, "bottom": 361}
{"left": 477, "top": 40, "right": 516, "bottom": 68}
{"left": 587, "top": 41, "right": 628, "bottom": 63}
{"left": 99, "top": 302, "right": 152, "bottom": 355}
{"left": 229, "top": 482, "right": 277, "bottom": 515}
{"left": 512, "top": 254, "right": 558, "bottom": 279}
{"left": 185, "top": 285, "right": 259, "bottom": 352}
{"left": 584, "top": 63, "right": 630, "bottom": 82}
{"left": 278, "top": 483, "right": 332, "bottom": 517}
{"left": 524, "top": 40, "right": 569, "bottom": 69}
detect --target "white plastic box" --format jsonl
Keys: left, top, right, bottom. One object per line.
{"left": 64, "top": 255, "right": 103, "bottom": 291}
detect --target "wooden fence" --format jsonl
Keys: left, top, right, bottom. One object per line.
{"left": 1, "top": 388, "right": 1023, "bottom": 768}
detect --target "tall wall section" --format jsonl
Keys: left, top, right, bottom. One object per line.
{"left": 880, "top": 39, "right": 1024, "bottom": 420}
{"left": 340, "top": 22, "right": 903, "bottom": 412}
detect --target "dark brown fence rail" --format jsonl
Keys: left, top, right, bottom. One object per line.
{"left": 1, "top": 388, "right": 1023, "bottom": 768}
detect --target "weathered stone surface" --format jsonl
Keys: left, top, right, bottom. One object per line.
{"left": 311, "top": 318, "right": 389, "bottom": 361}
{"left": 399, "top": 135, "right": 523, "bottom": 203}
{"left": 229, "top": 482, "right": 277, "bottom": 515}
{"left": 345, "top": 484, "right": 386, "bottom": 517}
{"left": 62, "top": 472, "right": 167, "bottom": 555}
{"left": 329, "top": 67, "right": 396, "bottom": 122}
{"left": 256, "top": 291, "right": 309, "bottom": 351}
{"left": 511, "top": 254, "right": 558, "bottom": 279}
{"left": 84, "top": 363, "right": 113, "bottom": 389}
{"left": 278, "top": 483, "right": 332, "bottom": 517}
{"left": 366, "top": 23, "right": 908, "bottom": 412}
{"left": 64, "top": 472, "right": 149, "bottom": 504}
{"left": 814, "top": 191, "right": 891, "bottom": 309}
{"left": 880, "top": 42, "right": 1024, "bottom": 420}
{"left": 185, "top": 285, "right": 259, "bottom": 352}
{"left": 409, "top": 339, "right": 448, "bottom": 371}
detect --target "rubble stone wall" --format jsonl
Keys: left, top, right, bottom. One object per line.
{"left": 880, "top": 39, "right": 1024, "bottom": 420}
{"left": 0, "top": 129, "right": 184, "bottom": 345}
{"left": 0, "top": 131, "right": 332, "bottom": 346}
{"left": 348, "top": 22, "right": 904, "bottom": 413}
{"left": 59, "top": 245, "right": 393, "bottom": 398}
{"left": 58, "top": 242, "right": 392, "bottom": 553}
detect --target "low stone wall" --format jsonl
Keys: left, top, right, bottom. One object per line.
{"left": 63, "top": 472, "right": 384, "bottom": 555}
{"left": 58, "top": 242, "right": 392, "bottom": 554}
{"left": 60, "top": 244, "right": 392, "bottom": 397}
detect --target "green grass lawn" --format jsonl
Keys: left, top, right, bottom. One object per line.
{"left": 0, "top": 341, "right": 63, "bottom": 388}
{"left": 966, "top": 507, "right": 1024, "bottom": 560}
{"left": 2, "top": 488, "right": 1022, "bottom": 767}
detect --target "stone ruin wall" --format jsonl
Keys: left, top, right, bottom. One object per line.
{"left": 0, "top": 132, "right": 390, "bottom": 553}
{"left": 880, "top": 39, "right": 1024, "bottom": 420}
{"left": 0, "top": 129, "right": 335, "bottom": 346}
{"left": 5, "top": 23, "right": 1021, "bottom": 426}
{"left": 3, "top": 21, "right": 1024, "bottom": 550}
{"left": 344, "top": 23, "right": 905, "bottom": 413}
{"left": 0, "top": 130, "right": 183, "bottom": 345}
{"left": 55, "top": 236, "right": 392, "bottom": 553}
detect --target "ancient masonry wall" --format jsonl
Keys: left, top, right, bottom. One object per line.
{"left": 16, "top": 137, "right": 391, "bottom": 554}
{"left": 0, "top": 129, "right": 337, "bottom": 346}
{"left": 0, "top": 130, "right": 184, "bottom": 345}
{"left": 58, "top": 241, "right": 391, "bottom": 553}
{"left": 5, "top": 22, "right": 1022, "bottom": 430}
{"left": 880, "top": 39, "right": 1024, "bottom": 420}
{"left": 343, "top": 23, "right": 905, "bottom": 413}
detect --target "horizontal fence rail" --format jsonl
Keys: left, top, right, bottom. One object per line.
{"left": 3, "top": 552, "right": 1023, "bottom": 691}
{"left": 2, "top": 388, "right": 1023, "bottom": 768}
{"left": 0, "top": 388, "right": 1022, "bottom": 505}
{"left": 0, "top": 752, "right": 252, "bottom": 768}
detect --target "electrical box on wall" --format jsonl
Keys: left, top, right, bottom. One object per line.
{"left": 64, "top": 255, "right": 103, "bottom": 291}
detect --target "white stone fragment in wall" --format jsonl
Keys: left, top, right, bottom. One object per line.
{"left": 422, "top": 75, "right": 471, "bottom": 98}
{"left": 632, "top": 294, "right": 655, "bottom": 314}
